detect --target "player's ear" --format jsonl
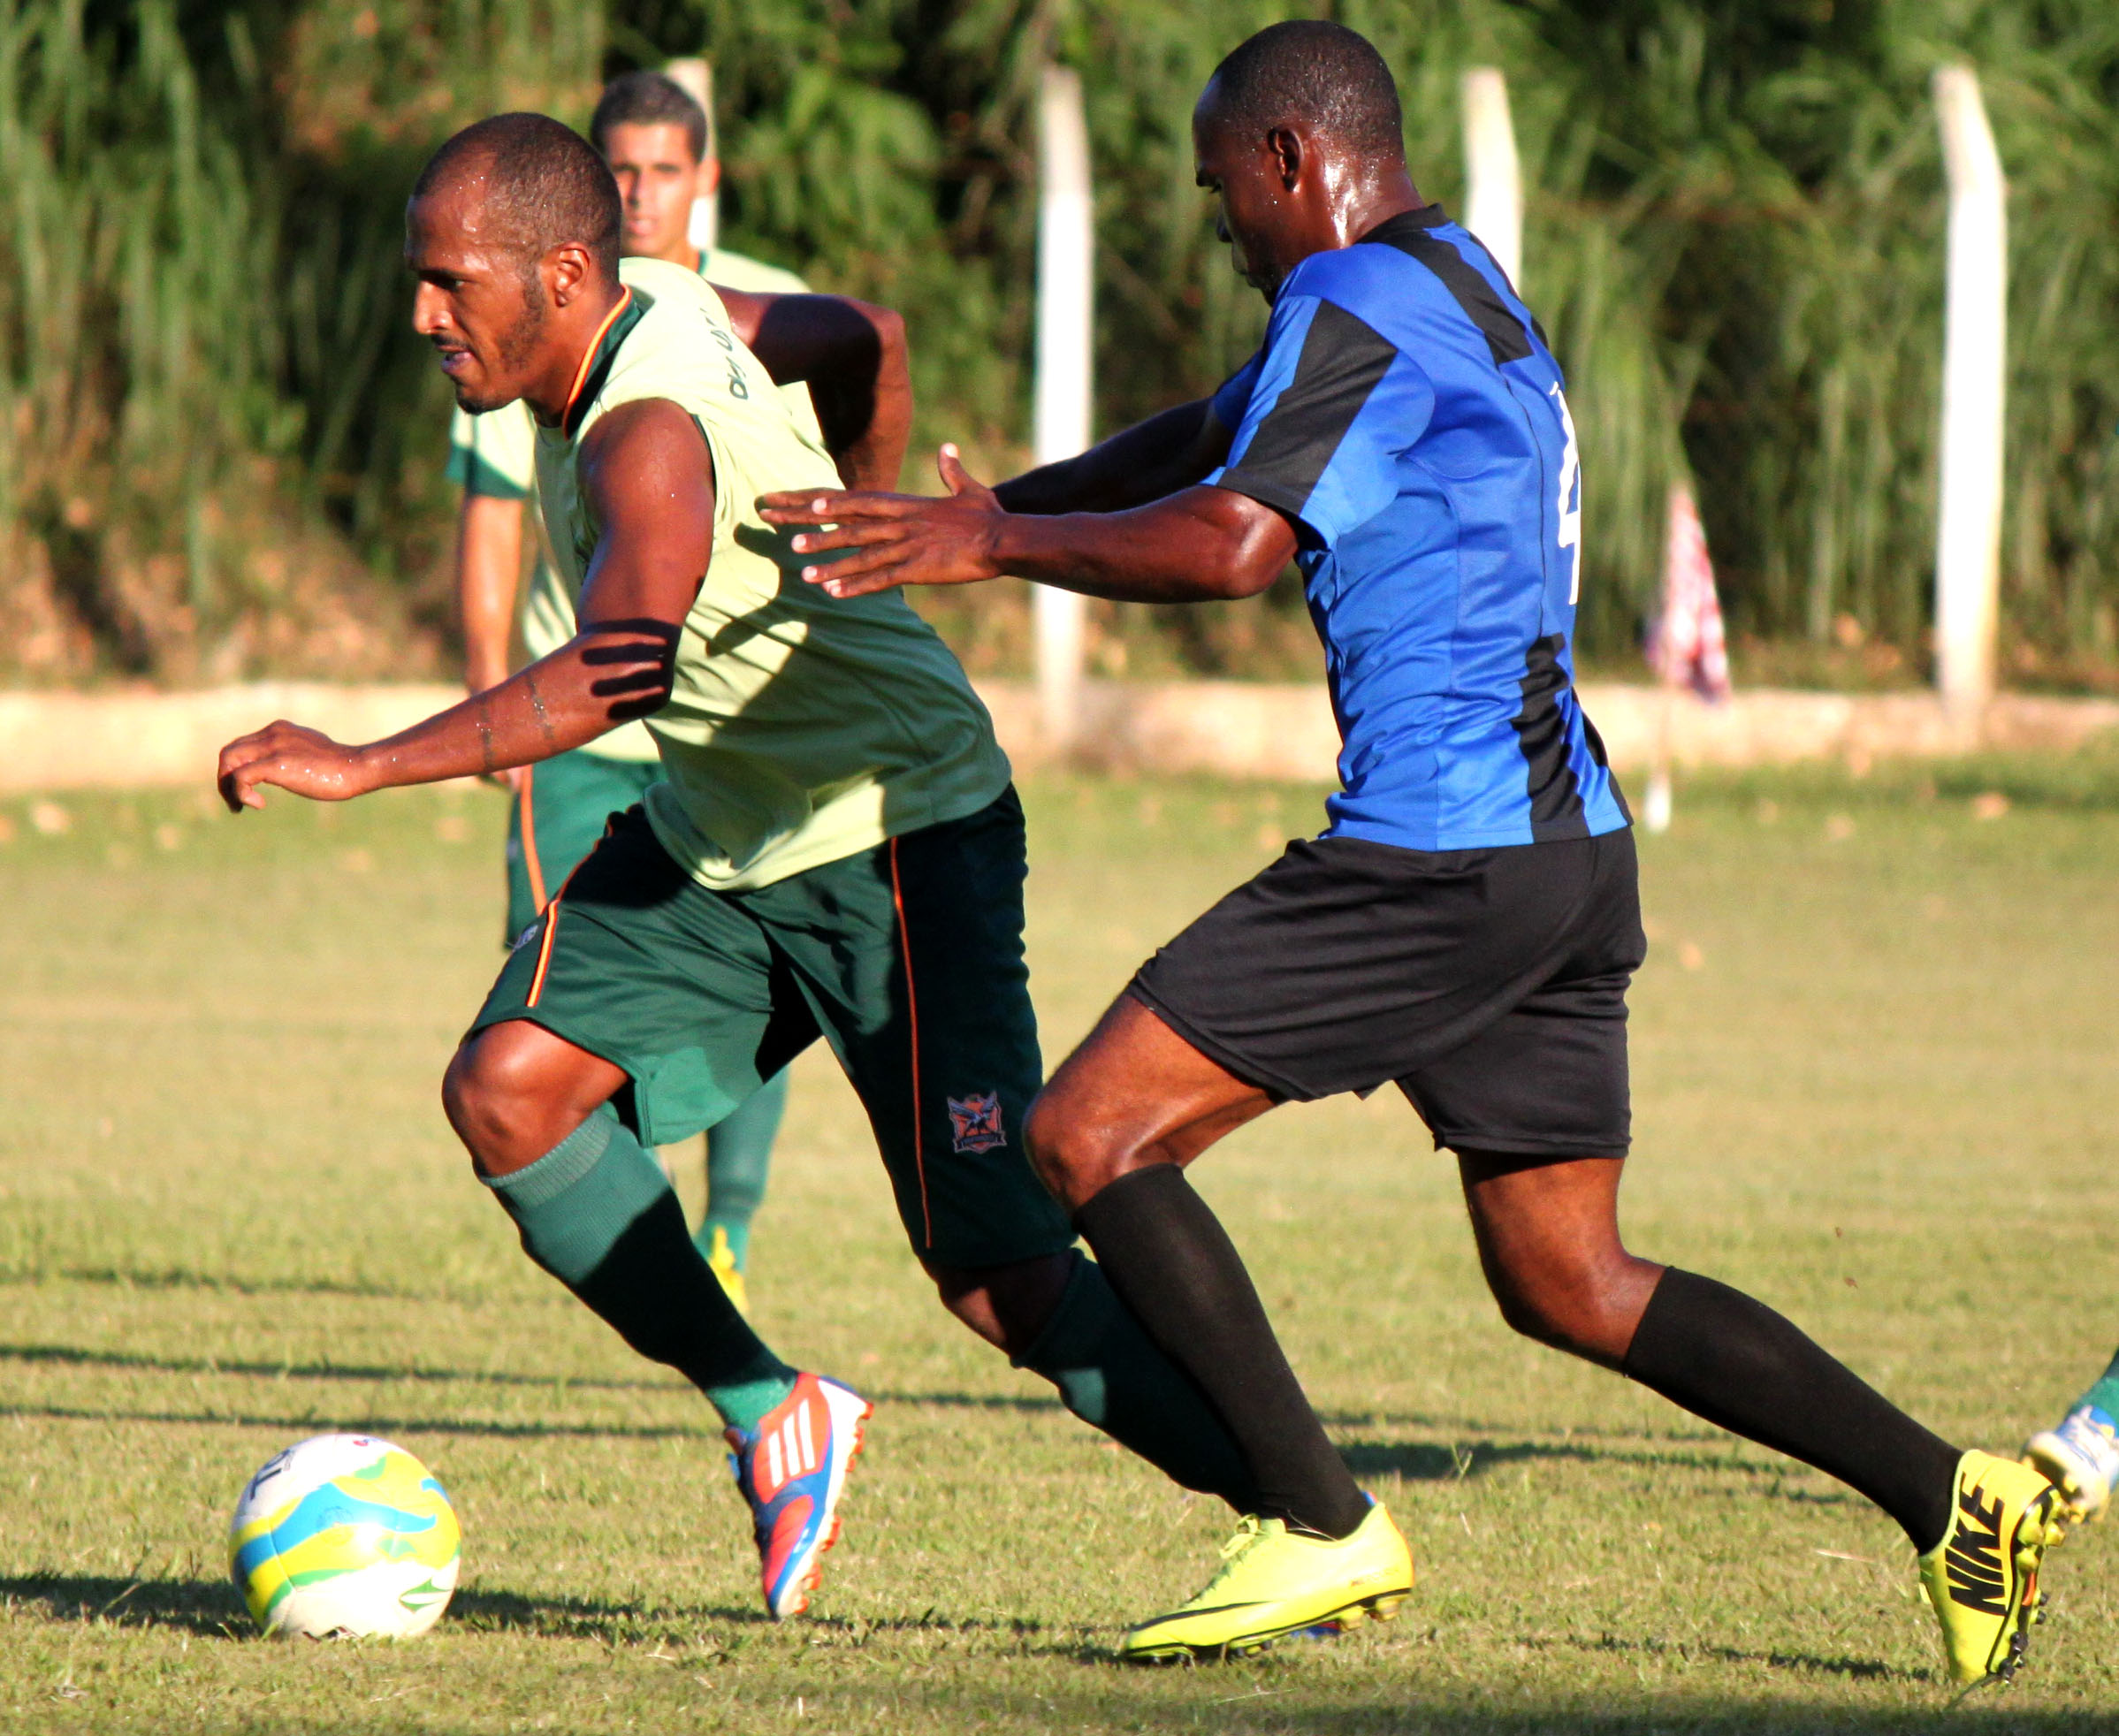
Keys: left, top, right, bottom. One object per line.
{"left": 1268, "top": 126, "right": 1303, "bottom": 192}
{"left": 546, "top": 241, "right": 595, "bottom": 308}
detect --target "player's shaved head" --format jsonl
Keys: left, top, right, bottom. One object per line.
{"left": 1188, "top": 22, "right": 1422, "bottom": 301}
{"left": 411, "top": 112, "right": 622, "bottom": 286}
{"left": 1201, "top": 21, "right": 1403, "bottom": 158}
{"left": 407, "top": 114, "right": 629, "bottom": 416}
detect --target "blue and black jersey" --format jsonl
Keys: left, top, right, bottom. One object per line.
{"left": 1208, "top": 205, "right": 1629, "bottom": 852}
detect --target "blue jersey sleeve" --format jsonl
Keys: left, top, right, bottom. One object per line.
{"left": 1211, "top": 293, "right": 1434, "bottom": 550}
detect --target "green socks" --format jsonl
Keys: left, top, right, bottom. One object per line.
{"left": 2077, "top": 1351, "right": 2119, "bottom": 1421}
{"left": 1013, "top": 1252, "right": 1259, "bottom": 1511}
{"left": 695, "top": 1067, "right": 789, "bottom": 1273}
{"left": 483, "top": 1111, "right": 795, "bottom": 1429}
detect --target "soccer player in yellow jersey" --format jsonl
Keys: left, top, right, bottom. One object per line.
{"left": 220, "top": 113, "right": 1255, "bottom": 1622}
{"left": 449, "top": 72, "right": 804, "bottom": 1312}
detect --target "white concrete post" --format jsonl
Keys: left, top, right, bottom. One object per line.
{"left": 1033, "top": 65, "right": 1094, "bottom": 751}
{"left": 664, "top": 57, "right": 720, "bottom": 256}
{"left": 1460, "top": 68, "right": 1521, "bottom": 287}
{"left": 1932, "top": 65, "right": 2006, "bottom": 719}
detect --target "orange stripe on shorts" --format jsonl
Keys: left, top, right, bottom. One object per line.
{"left": 888, "top": 836, "right": 932, "bottom": 1247}
{"left": 519, "top": 765, "right": 550, "bottom": 914}
{"left": 522, "top": 811, "right": 621, "bottom": 1011}
{"left": 525, "top": 900, "right": 560, "bottom": 1008}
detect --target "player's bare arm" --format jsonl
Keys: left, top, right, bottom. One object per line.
{"left": 217, "top": 398, "right": 712, "bottom": 812}
{"left": 716, "top": 287, "right": 911, "bottom": 491}
{"left": 758, "top": 443, "right": 1294, "bottom": 603}
{"left": 993, "top": 396, "right": 1235, "bottom": 515}
{"left": 456, "top": 493, "right": 524, "bottom": 696}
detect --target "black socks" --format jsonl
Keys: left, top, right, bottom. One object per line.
{"left": 1623, "top": 1268, "right": 1960, "bottom": 1553}
{"left": 1073, "top": 1164, "right": 1368, "bottom": 1539}
{"left": 1013, "top": 1251, "right": 1260, "bottom": 1511}
{"left": 1065, "top": 1165, "right": 1963, "bottom": 1551}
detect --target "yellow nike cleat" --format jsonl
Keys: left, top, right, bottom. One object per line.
{"left": 1119, "top": 1502, "right": 1413, "bottom": 1662}
{"left": 704, "top": 1225, "right": 751, "bottom": 1318}
{"left": 1917, "top": 1450, "right": 2069, "bottom": 1687}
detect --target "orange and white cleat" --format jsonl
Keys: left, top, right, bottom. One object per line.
{"left": 725, "top": 1373, "right": 873, "bottom": 1618}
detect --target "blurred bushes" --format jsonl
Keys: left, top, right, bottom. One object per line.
{"left": 2, "top": 1, "right": 2116, "bottom": 685}
{"left": 0, "top": 0, "right": 598, "bottom": 681}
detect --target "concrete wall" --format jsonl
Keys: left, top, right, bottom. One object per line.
{"left": 2, "top": 680, "right": 2115, "bottom": 794}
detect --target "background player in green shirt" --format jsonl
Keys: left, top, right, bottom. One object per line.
{"left": 447, "top": 71, "right": 804, "bottom": 1313}
{"left": 221, "top": 112, "right": 1254, "bottom": 1624}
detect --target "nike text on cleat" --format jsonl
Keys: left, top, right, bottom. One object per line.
{"left": 1118, "top": 1501, "right": 1414, "bottom": 1662}
{"left": 2024, "top": 1405, "right": 2119, "bottom": 1522}
{"left": 1917, "top": 1450, "right": 2069, "bottom": 1687}
{"left": 725, "top": 1373, "right": 872, "bottom": 1619}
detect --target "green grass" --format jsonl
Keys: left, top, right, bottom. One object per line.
{"left": 2, "top": 765, "right": 2118, "bottom": 1732}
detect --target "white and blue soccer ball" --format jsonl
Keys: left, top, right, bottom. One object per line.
{"left": 229, "top": 1434, "right": 461, "bottom": 1639}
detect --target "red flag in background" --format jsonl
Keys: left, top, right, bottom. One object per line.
{"left": 1648, "top": 482, "right": 1732, "bottom": 703}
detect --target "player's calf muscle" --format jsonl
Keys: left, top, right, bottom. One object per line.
{"left": 1461, "top": 1166, "right": 1661, "bottom": 1365}
{"left": 924, "top": 1253, "right": 1071, "bottom": 1355}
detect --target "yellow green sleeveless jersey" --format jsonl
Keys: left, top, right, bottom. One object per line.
{"left": 532, "top": 255, "right": 1011, "bottom": 892}
{"left": 445, "top": 246, "right": 821, "bottom": 765}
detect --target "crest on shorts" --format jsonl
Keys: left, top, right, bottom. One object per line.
{"left": 947, "top": 1091, "right": 1007, "bottom": 1154}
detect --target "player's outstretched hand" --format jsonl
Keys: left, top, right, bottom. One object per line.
{"left": 217, "top": 720, "right": 372, "bottom": 813}
{"left": 758, "top": 445, "right": 1003, "bottom": 599}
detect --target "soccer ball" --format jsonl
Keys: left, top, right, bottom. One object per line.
{"left": 229, "top": 1434, "right": 461, "bottom": 1639}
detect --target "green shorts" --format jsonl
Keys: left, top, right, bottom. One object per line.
{"left": 506, "top": 749, "right": 662, "bottom": 944}
{"left": 471, "top": 788, "right": 1071, "bottom": 1270}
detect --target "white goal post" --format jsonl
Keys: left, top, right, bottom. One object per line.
{"left": 1932, "top": 64, "right": 2006, "bottom": 720}
{"left": 1032, "top": 64, "right": 1094, "bottom": 752}
{"left": 1460, "top": 68, "right": 1522, "bottom": 288}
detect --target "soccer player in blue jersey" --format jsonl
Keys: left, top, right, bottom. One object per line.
{"left": 765, "top": 19, "right": 2068, "bottom": 1683}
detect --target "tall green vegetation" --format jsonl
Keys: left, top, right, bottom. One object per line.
{"left": 3, "top": 0, "right": 2116, "bottom": 685}
{"left": 0, "top": 0, "right": 598, "bottom": 681}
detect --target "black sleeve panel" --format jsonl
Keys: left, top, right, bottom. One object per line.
{"left": 1216, "top": 299, "right": 1399, "bottom": 526}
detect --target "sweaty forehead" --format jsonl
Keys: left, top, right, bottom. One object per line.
{"left": 1192, "top": 99, "right": 1237, "bottom": 165}
{"left": 1192, "top": 82, "right": 1230, "bottom": 141}
{"left": 408, "top": 172, "right": 530, "bottom": 263}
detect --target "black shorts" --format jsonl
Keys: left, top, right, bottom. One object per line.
{"left": 1126, "top": 827, "right": 1645, "bottom": 1158}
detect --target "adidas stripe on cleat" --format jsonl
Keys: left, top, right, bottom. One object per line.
{"left": 1118, "top": 1502, "right": 1413, "bottom": 1663}
{"left": 2024, "top": 1405, "right": 2119, "bottom": 1522}
{"left": 725, "top": 1373, "right": 873, "bottom": 1619}
{"left": 1917, "top": 1450, "right": 2069, "bottom": 1687}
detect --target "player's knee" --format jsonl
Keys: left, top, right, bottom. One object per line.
{"left": 441, "top": 1031, "right": 548, "bottom": 1174}
{"left": 440, "top": 1044, "right": 498, "bottom": 1168}
{"left": 1489, "top": 1280, "right": 1580, "bottom": 1351}
{"left": 1485, "top": 1255, "right": 1645, "bottom": 1364}
{"left": 1022, "top": 1091, "right": 1127, "bottom": 1213}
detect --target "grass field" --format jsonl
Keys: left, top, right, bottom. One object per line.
{"left": 3, "top": 758, "right": 2119, "bottom": 1733}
